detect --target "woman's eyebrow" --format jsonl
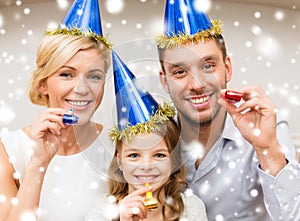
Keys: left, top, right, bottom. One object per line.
{"left": 88, "top": 69, "right": 105, "bottom": 74}
{"left": 60, "top": 65, "right": 76, "bottom": 70}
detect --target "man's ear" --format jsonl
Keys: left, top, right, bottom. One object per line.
{"left": 224, "top": 56, "right": 233, "bottom": 83}
{"left": 38, "top": 81, "right": 48, "bottom": 95}
{"left": 159, "top": 70, "right": 170, "bottom": 94}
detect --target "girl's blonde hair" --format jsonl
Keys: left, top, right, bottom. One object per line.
{"left": 28, "top": 34, "right": 111, "bottom": 107}
{"left": 108, "top": 118, "right": 187, "bottom": 221}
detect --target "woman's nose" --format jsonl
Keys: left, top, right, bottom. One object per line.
{"left": 73, "top": 76, "right": 89, "bottom": 95}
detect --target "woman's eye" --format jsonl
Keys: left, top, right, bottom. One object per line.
{"left": 88, "top": 72, "right": 106, "bottom": 81}
{"left": 59, "top": 72, "right": 72, "bottom": 78}
{"left": 89, "top": 74, "right": 104, "bottom": 80}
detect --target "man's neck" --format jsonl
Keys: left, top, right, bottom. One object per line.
{"left": 179, "top": 110, "right": 227, "bottom": 151}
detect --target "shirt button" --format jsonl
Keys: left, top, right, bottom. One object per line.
{"left": 276, "top": 187, "right": 283, "bottom": 194}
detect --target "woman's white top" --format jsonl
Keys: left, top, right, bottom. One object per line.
{"left": 1, "top": 129, "right": 114, "bottom": 221}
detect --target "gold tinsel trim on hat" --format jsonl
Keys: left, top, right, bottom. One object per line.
{"left": 156, "top": 19, "right": 222, "bottom": 49}
{"left": 45, "top": 27, "right": 112, "bottom": 49}
{"left": 109, "top": 103, "right": 176, "bottom": 142}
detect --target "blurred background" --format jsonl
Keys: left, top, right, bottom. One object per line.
{"left": 0, "top": 0, "right": 299, "bottom": 160}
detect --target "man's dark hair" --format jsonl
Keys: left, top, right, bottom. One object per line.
{"left": 157, "top": 35, "right": 227, "bottom": 73}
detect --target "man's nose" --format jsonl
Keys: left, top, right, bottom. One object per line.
{"left": 188, "top": 71, "right": 207, "bottom": 90}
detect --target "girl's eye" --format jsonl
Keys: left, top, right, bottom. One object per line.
{"left": 128, "top": 153, "right": 139, "bottom": 159}
{"left": 155, "top": 153, "right": 167, "bottom": 158}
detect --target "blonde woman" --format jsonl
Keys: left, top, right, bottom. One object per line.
{"left": 0, "top": 0, "right": 113, "bottom": 220}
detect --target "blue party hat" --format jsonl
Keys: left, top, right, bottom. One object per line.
{"left": 156, "top": 0, "right": 222, "bottom": 49}
{"left": 110, "top": 51, "right": 175, "bottom": 142}
{"left": 46, "top": 0, "right": 111, "bottom": 48}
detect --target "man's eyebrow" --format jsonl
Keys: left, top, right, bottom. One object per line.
{"left": 167, "top": 54, "right": 219, "bottom": 66}
{"left": 164, "top": 53, "right": 221, "bottom": 72}
{"left": 167, "top": 62, "right": 186, "bottom": 69}
{"left": 200, "top": 54, "right": 220, "bottom": 61}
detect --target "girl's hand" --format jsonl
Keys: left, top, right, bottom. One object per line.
{"left": 119, "top": 186, "right": 152, "bottom": 221}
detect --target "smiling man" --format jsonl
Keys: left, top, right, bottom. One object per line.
{"left": 156, "top": 0, "right": 300, "bottom": 220}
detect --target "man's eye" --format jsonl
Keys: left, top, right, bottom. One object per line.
{"left": 204, "top": 64, "right": 213, "bottom": 69}
{"left": 202, "top": 64, "right": 215, "bottom": 73}
{"left": 173, "top": 69, "right": 185, "bottom": 75}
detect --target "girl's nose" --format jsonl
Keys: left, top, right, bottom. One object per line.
{"left": 139, "top": 157, "right": 155, "bottom": 170}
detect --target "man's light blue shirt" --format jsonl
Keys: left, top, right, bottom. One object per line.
{"left": 182, "top": 114, "right": 300, "bottom": 221}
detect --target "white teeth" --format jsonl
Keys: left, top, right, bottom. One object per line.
{"left": 136, "top": 176, "right": 157, "bottom": 180}
{"left": 191, "top": 96, "right": 208, "bottom": 104}
{"left": 68, "top": 101, "right": 89, "bottom": 106}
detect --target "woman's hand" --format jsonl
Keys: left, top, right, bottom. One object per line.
{"left": 28, "top": 108, "right": 67, "bottom": 166}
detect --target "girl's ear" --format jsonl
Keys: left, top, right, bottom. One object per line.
{"left": 38, "top": 81, "right": 48, "bottom": 95}
{"left": 117, "top": 153, "right": 122, "bottom": 171}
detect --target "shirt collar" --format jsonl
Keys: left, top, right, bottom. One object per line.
{"left": 221, "top": 113, "right": 241, "bottom": 142}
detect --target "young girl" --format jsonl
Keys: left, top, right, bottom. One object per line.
{"left": 109, "top": 119, "right": 207, "bottom": 221}
{"left": 85, "top": 51, "right": 207, "bottom": 221}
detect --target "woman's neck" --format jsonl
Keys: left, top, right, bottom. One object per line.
{"left": 58, "top": 122, "right": 102, "bottom": 155}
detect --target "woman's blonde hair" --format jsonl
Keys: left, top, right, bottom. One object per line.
{"left": 108, "top": 118, "right": 187, "bottom": 221}
{"left": 28, "top": 34, "right": 111, "bottom": 106}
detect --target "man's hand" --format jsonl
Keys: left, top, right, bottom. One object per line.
{"left": 221, "top": 85, "right": 287, "bottom": 176}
